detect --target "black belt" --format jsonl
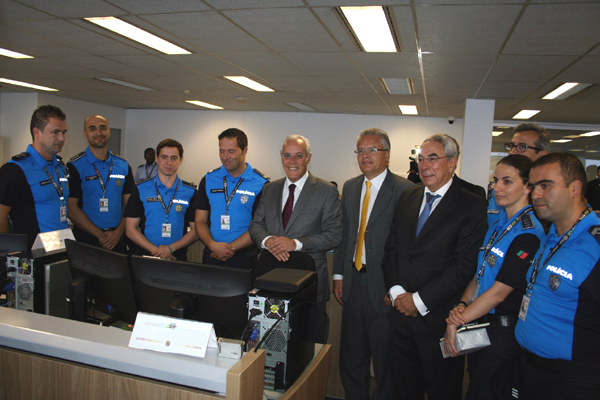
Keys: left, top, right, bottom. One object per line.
{"left": 480, "top": 314, "right": 517, "bottom": 327}
{"left": 521, "top": 348, "right": 600, "bottom": 376}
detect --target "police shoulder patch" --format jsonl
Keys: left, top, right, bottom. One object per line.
{"left": 111, "top": 152, "right": 127, "bottom": 162}
{"left": 588, "top": 225, "right": 600, "bottom": 245}
{"left": 253, "top": 168, "right": 270, "bottom": 182}
{"left": 182, "top": 180, "right": 197, "bottom": 190}
{"left": 69, "top": 151, "right": 85, "bottom": 162}
{"left": 520, "top": 214, "right": 535, "bottom": 230}
{"left": 137, "top": 176, "right": 153, "bottom": 185}
{"left": 137, "top": 164, "right": 145, "bottom": 169}
{"left": 206, "top": 166, "right": 222, "bottom": 174}
{"left": 11, "top": 152, "right": 30, "bottom": 161}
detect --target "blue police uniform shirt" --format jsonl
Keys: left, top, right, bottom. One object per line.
{"left": 193, "top": 163, "right": 268, "bottom": 243}
{"left": 476, "top": 206, "right": 544, "bottom": 316}
{"left": 515, "top": 211, "right": 600, "bottom": 362}
{"left": 67, "top": 148, "right": 134, "bottom": 230}
{"left": 487, "top": 187, "right": 506, "bottom": 227}
{"left": 0, "top": 144, "right": 69, "bottom": 244}
{"left": 124, "top": 175, "right": 196, "bottom": 247}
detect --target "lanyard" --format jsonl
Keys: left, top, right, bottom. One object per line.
{"left": 477, "top": 206, "right": 533, "bottom": 278}
{"left": 93, "top": 156, "right": 113, "bottom": 197}
{"left": 223, "top": 176, "right": 244, "bottom": 215}
{"left": 42, "top": 164, "right": 66, "bottom": 203}
{"left": 526, "top": 208, "right": 590, "bottom": 295}
{"left": 154, "top": 176, "right": 180, "bottom": 223}
{"left": 145, "top": 163, "right": 156, "bottom": 178}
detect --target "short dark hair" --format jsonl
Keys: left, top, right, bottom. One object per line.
{"left": 532, "top": 153, "right": 586, "bottom": 197}
{"left": 156, "top": 139, "right": 183, "bottom": 158}
{"left": 497, "top": 154, "right": 534, "bottom": 184}
{"left": 514, "top": 123, "right": 550, "bottom": 152}
{"left": 218, "top": 128, "right": 247, "bottom": 150}
{"left": 30, "top": 105, "right": 66, "bottom": 140}
{"left": 144, "top": 147, "right": 155, "bottom": 156}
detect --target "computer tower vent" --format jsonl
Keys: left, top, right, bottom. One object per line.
{"left": 264, "top": 328, "right": 288, "bottom": 352}
{"left": 265, "top": 298, "right": 285, "bottom": 319}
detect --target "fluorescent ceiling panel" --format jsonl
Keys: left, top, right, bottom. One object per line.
{"left": 512, "top": 110, "right": 540, "bottom": 119}
{"left": 381, "top": 78, "right": 412, "bottom": 95}
{"left": 186, "top": 100, "right": 223, "bottom": 110}
{"left": 0, "top": 78, "right": 57, "bottom": 91}
{"left": 551, "top": 139, "right": 572, "bottom": 143}
{"left": 492, "top": 131, "right": 503, "bottom": 136}
{"left": 398, "top": 105, "right": 418, "bottom": 115}
{"left": 95, "top": 77, "right": 154, "bottom": 91}
{"left": 85, "top": 17, "right": 191, "bottom": 55}
{"left": 224, "top": 76, "right": 274, "bottom": 92}
{"left": 286, "top": 102, "right": 315, "bottom": 111}
{"left": 542, "top": 82, "right": 592, "bottom": 100}
{"left": 341, "top": 6, "right": 396, "bottom": 52}
{"left": 0, "top": 48, "right": 33, "bottom": 59}
{"left": 579, "top": 131, "right": 600, "bottom": 137}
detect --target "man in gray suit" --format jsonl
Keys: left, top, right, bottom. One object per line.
{"left": 333, "top": 128, "right": 413, "bottom": 400}
{"left": 249, "top": 135, "right": 342, "bottom": 343}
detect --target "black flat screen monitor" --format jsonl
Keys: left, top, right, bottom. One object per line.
{"left": 0, "top": 233, "right": 28, "bottom": 255}
{"left": 130, "top": 256, "right": 251, "bottom": 339}
{"left": 65, "top": 239, "right": 138, "bottom": 324}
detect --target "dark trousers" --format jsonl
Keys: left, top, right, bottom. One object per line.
{"left": 466, "top": 324, "right": 520, "bottom": 400}
{"left": 390, "top": 319, "right": 464, "bottom": 400}
{"left": 518, "top": 349, "right": 600, "bottom": 400}
{"left": 202, "top": 246, "right": 258, "bottom": 270}
{"left": 339, "top": 267, "right": 392, "bottom": 400}
{"left": 72, "top": 226, "right": 127, "bottom": 254}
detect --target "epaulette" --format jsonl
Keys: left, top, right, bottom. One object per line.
{"left": 588, "top": 226, "right": 600, "bottom": 245}
{"left": 137, "top": 164, "right": 145, "bottom": 169}
{"left": 182, "top": 180, "right": 197, "bottom": 190}
{"left": 137, "top": 176, "right": 153, "bottom": 185}
{"left": 253, "top": 168, "right": 270, "bottom": 182}
{"left": 69, "top": 151, "right": 85, "bottom": 162}
{"left": 11, "top": 152, "right": 30, "bottom": 161}
{"left": 206, "top": 166, "right": 222, "bottom": 174}
{"left": 520, "top": 213, "right": 535, "bottom": 230}
{"left": 111, "top": 152, "right": 127, "bottom": 162}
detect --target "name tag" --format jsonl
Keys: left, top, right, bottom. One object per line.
{"left": 146, "top": 197, "right": 159, "bottom": 202}
{"left": 86, "top": 176, "right": 99, "bottom": 181}
{"left": 211, "top": 189, "right": 224, "bottom": 193}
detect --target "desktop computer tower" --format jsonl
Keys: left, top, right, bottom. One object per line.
{"left": 247, "top": 281, "right": 317, "bottom": 391}
{"left": 7, "top": 255, "right": 34, "bottom": 312}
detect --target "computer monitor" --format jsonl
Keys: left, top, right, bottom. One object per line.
{"left": 130, "top": 256, "right": 251, "bottom": 339}
{"left": 0, "top": 233, "right": 28, "bottom": 255}
{"left": 65, "top": 239, "right": 138, "bottom": 325}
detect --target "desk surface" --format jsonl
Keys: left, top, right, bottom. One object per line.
{"left": 0, "top": 307, "right": 238, "bottom": 394}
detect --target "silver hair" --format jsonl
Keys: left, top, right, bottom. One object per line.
{"left": 280, "top": 134, "right": 311, "bottom": 155}
{"left": 422, "top": 133, "right": 459, "bottom": 159}
{"left": 357, "top": 128, "right": 391, "bottom": 150}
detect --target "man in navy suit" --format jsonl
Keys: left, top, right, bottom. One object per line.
{"left": 382, "top": 134, "right": 487, "bottom": 400}
{"left": 333, "top": 128, "right": 413, "bottom": 400}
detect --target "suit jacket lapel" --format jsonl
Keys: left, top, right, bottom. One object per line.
{"left": 284, "top": 173, "right": 315, "bottom": 233}
{"left": 368, "top": 171, "right": 393, "bottom": 225}
{"left": 409, "top": 186, "right": 425, "bottom": 239}
{"left": 275, "top": 179, "right": 285, "bottom": 233}
{"left": 416, "top": 180, "right": 459, "bottom": 239}
{"left": 347, "top": 176, "right": 362, "bottom": 234}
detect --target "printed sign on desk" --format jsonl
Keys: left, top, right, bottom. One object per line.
{"left": 128, "top": 312, "right": 217, "bottom": 358}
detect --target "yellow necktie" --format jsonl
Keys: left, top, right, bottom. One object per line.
{"left": 355, "top": 181, "right": 371, "bottom": 271}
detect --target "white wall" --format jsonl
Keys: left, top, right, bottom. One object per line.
{"left": 0, "top": 93, "right": 38, "bottom": 163}
{"left": 125, "top": 109, "right": 465, "bottom": 190}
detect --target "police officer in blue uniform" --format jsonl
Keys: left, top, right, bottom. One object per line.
{"left": 488, "top": 123, "right": 550, "bottom": 226}
{"left": 0, "top": 105, "right": 69, "bottom": 246}
{"left": 125, "top": 139, "right": 197, "bottom": 261}
{"left": 444, "top": 155, "right": 544, "bottom": 400}
{"left": 67, "top": 115, "right": 134, "bottom": 253}
{"left": 515, "top": 153, "right": 600, "bottom": 400}
{"left": 194, "top": 128, "right": 268, "bottom": 269}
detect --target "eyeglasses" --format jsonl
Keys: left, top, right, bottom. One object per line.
{"left": 417, "top": 155, "right": 451, "bottom": 164}
{"left": 281, "top": 153, "right": 306, "bottom": 161}
{"left": 354, "top": 148, "right": 389, "bottom": 155}
{"left": 504, "top": 142, "right": 543, "bottom": 153}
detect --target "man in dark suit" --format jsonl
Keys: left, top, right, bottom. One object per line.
{"left": 333, "top": 128, "right": 413, "bottom": 400}
{"left": 382, "top": 134, "right": 487, "bottom": 400}
{"left": 249, "top": 134, "right": 342, "bottom": 342}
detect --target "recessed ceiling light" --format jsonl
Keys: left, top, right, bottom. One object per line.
{"left": 492, "top": 131, "right": 503, "bottom": 136}
{"left": 587, "top": 150, "right": 599, "bottom": 153}
{"left": 579, "top": 131, "right": 600, "bottom": 137}
{"left": 512, "top": 110, "right": 540, "bottom": 119}
{"left": 398, "top": 105, "right": 418, "bottom": 115}
{"left": 186, "top": 100, "right": 223, "bottom": 110}
{"left": 381, "top": 78, "right": 413, "bottom": 95}
{"left": 224, "top": 76, "right": 274, "bottom": 92}
{"left": 0, "top": 77, "right": 57, "bottom": 91}
{"left": 563, "top": 135, "right": 581, "bottom": 139}
{"left": 551, "top": 139, "right": 572, "bottom": 143}
{"left": 340, "top": 6, "right": 396, "bottom": 52}
{"left": 542, "top": 82, "right": 592, "bottom": 100}
{"left": 496, "top": 126, "right": 510, "bottom": 129}
{"left": 0, "top": 48, "right": 33, "bottom": 59}
{"left": 286, "top": 102, "right": 315, "bottom": 111}
{"left": 95, "top": 77, "right": 154, "bottom": 91}
{"left": 85, "top": 17, "right": 191, "bottom": 55}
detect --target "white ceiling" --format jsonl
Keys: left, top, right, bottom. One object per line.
{"left": 1, "top": 0, "right": 599, "bottom": 124}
